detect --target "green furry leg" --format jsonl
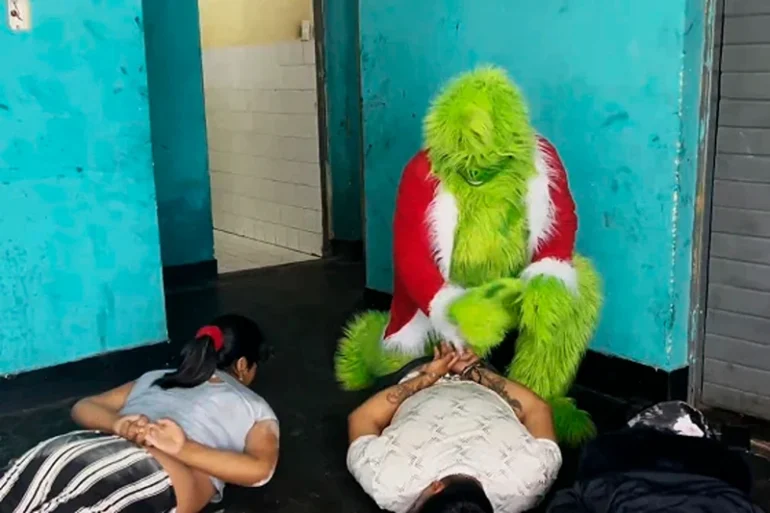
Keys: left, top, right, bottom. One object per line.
{"left": 448, "top": 278, "right": 522, "bottom": 356}
{"left": 334, "top": 311, "right": 414, "bottom": 391}
{"left": 549, "top": 397, "right": 597, "bottom": 447}
{"left": 508, "top": 256, "right": 603, "bottom": 445}
{"left": 509, "top": 256, "right": 602, "bottom": 398}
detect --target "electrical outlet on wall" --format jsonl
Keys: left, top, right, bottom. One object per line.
{"left": 7, "top": 0, "right": 31, "bottom": 32}
{"left": 300, "top": 20, "right": 312, "bottom": 41}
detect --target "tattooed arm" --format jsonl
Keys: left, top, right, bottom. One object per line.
{"left": 463, "top": 363, "right": 556, "bottom": 441}
{"left": 348, "top": 349, "right": 459, "bottom": 443}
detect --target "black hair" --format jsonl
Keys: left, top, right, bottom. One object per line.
{"left": 418, "top": 478, "right": 493, "bottom": 513}
{"left": 154, "top": 314, "right": 266, "bottom": 389}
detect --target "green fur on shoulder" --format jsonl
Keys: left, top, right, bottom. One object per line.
{"left": 334, "top": 311, "right": 413, "bottom": 391}
{"left": 509, "top": 256, "right": 603, "bottom": 400}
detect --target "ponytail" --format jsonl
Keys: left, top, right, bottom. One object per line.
{"left": 153, "top": 326, "right": 225, "bottom": 389}
{"left": 153, "top": 315, "right": 265, "bottom": 390}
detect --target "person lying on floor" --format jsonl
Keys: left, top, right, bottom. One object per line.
{"left": 0, "top": 314, "right": 279, "bottom": 513}
{"left": 547, "top": 401, "right": 763, "bottom": 513}
{"left": 347, "top": 343, "right": 561, "bottom": 513}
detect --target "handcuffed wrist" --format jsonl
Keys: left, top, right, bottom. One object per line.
{"left": 460, "top": 362, "right": 483, "bottom": 381}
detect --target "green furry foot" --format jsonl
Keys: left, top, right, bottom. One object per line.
{"left": 334, "top": 311, "right": 413, "bottom": 391}
{"left": 549, "top": 396, "right": 597, "bottom": 447}
{"left": 448, "top": 278, "right": 522, "bottom": 355}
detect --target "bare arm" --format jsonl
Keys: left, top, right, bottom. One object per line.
{"left": 71, "top": 382, "right": 136, "bottom": 432}
{"left": 348, "top": 371, "right": 437, "bottom": 443}
{"left": 348, "top": 349, "right": 459, "bottom": 443}
{"left": 243, "top": 420, "right": 280, "bottom": 486}
{"left": 463, "top": 365, "right": 556, "bottom": 441}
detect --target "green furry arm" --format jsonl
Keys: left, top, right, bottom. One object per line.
{"left": 448, "top": 278, "right": 522, "bottom": 354}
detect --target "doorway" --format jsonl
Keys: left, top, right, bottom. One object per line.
{"left": 197, "top": 0, "right": 326, "bottom": 273}
{"left": 697, "top": 0, "right": 770, "bottom": 421}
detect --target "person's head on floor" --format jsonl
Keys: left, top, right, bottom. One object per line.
{"left": 407, "top": 475, "right": 493, "bottom": 513}
{"left": 154, "top": 314, "right": 266, "bottom": 389}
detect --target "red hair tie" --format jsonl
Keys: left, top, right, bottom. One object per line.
{"left": 196, "top": 325, "right": 224, "bottom": 352}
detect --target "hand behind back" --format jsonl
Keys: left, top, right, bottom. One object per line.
{"left": 145, "top": 418, "right": 187, "bottom": 456}
{"left": 114, "top": 415, "right": 188, "bottom": 456}
{"left": 113, "top": 414, "right": 150, "bottom": 445}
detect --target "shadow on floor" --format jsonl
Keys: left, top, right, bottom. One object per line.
{"left": 0, "top": 259, "right": 768, "bottom": 512}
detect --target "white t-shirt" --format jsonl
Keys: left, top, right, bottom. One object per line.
{"left": 346, "top": 376, "right": 561, "bottom": 513}
{"left": 121, "top": 370, "right": 278, "bottom": 501}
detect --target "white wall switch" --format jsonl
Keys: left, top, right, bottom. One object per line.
{"left": 7, "top": 0, "right": 31, "bottom": 32}
{"left": 300, "top": 20, "right": 312, "bottom": 41}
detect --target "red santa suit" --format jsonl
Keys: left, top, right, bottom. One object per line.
{"left": 383, "top": 136, "right": 579, "bottom": 354}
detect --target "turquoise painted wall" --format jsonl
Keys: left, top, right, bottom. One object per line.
{"left": 324, "top": 0, "right": 363, "bottom": 241}
{"left": 143, "top": 0, "right": 214, "bottom": 267}
{"left": 0, "top": 0, "right": 167, "bottom": 375}
{"left": 360, "top": 0, "right": 711, "bottom": 370}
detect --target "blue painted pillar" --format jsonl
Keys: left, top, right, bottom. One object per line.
{"left": 143, "top": 0, "right": 215, "bottom": 267}
{"left": 324, "top": 0, "right": 364, "bottom": 242}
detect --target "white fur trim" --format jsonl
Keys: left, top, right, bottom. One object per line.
{"left": 428, "top": 284, "right": 467, "bottom": 349}
{"left": 522, "top": 258, "right": 578, "bottom": 293}
{"left": 383, "top": 310, "right": 433, "bottom": 355}
{"left": 527, "top": 141, "right": 556, "bottom": 257}
{"left": 427, "top": 186, "right": 458, "bottom": 279}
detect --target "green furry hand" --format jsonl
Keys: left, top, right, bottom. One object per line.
{"left": 448, "top": 279, "right": 522, "bottom": 354}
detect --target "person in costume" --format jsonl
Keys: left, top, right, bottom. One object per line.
{"left": 335, "top": 66, "right": 603, "bottom": 446}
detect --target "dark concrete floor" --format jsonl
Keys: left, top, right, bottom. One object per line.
{"left": 0, "top": 258, "right": 768, "bottom": 512}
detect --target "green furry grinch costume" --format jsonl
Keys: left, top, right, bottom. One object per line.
{"left": 335, "top": 67, "right": 603, "bottom": 446}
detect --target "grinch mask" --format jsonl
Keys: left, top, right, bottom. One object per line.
{"left": 424, "top": 67, "right": 536, "bottom": 187}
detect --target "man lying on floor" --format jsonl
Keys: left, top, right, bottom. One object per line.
{"left": 347, "top": 343, "right": 561, "bottom": 513}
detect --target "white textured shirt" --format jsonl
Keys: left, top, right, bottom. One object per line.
{"left": 347, "top": 377, "right": 562, "bottom": 513}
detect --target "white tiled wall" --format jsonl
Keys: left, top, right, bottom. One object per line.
{"left": 202, "top": 41, "right": 323, "bottom": 256}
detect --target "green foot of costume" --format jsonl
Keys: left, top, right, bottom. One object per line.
{"left": 549, "top": 397, "right": 597, "bottom": 447}
{"left": 335, "top": 311, "right": 414, "bottom": 391}
{"left": 334, "top": 67, "right": 604, "bottom": 447}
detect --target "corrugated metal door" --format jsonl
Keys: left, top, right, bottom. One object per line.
{"left": 702, "top": 0, "right": 770, "bottom": 420}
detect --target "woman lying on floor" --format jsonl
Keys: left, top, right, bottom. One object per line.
{"left": 0, "top": 314, "right": 279, "bottom": 513}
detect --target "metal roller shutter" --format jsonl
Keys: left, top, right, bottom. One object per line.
{"left": 702, "top": 0, "right": 770, "bottom": 420}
